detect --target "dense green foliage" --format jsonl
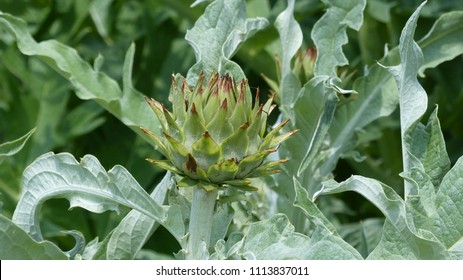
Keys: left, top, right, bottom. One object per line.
{"left": 1, "top": 0, "right": 463, "bottom": 259}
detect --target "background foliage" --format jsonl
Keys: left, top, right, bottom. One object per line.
{"left": 1, "top": 0, "right": 463, "bottom": 259}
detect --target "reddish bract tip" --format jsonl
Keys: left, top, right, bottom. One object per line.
{"left": 254, "top": 87, "right": 260, "bottom": 104}
{"left": 240, "top": 80, "right": 247, "bottom": 97}
{"left": 144, "top": 96, "right": 152, "bottom": 103}
{"left": 162, "top": 131, "right": 175, "bottom": 140}
{"left": 140, "top": 126, "right": 150, "bottom": 134}
{"left": 171, "top": 73, "right": 176, "bottom": 84}
{"left": 265, "top": 148, "right": 278, "bottom": 154}
{"left": 306, "top": 47, "right": 317, "bottom": 60}
{"left": 237, "top": 88, "right": 245, "bottom": 102}
{"left": 145, "top": 96, "right": 163, "bottom": 110}
{"left": 181, "top": 77, "right": 189, "bottom": 93}
{"left": 185, "top": 154, "right": 198, "bottom": 172}
{"left": 239, "top": 122, "right": 250, "bottom": 129}
{"left": 268, "top": 92, "right": 276, "bottom": 101}
{"left": 190, "top": 103, "right": 198, "bottom": 115}
{"left": 280, "top": 119, "right": 290, "bottom": 127}
{"left": 221, "top": 75, "right": 232, "bottom": 94}
{"left": 220, "top": 98, "right": 228, "bottom": 109}
{"left": 290, "top": 129, "right": 299, "bottom": 136}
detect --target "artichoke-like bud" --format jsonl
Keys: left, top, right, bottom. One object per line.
{"left": 141, "top": 72, "right": 297, "bottom": 191}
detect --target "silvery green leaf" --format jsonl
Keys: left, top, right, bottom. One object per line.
{"left": 275, "top": 0, "right": 303, "bottom": 108}
{"left": 293, "top": 177, "right": 339, "bottom": 235}
{"left": 293, "top": 177, "right": 363, "bottom": 259}
{"left": 81, "top": 237, "right": 101, "bottom": 260}
{"left": 409, "top": 107, "right": 450, "bottom": 188}
{"left": 276, "top": 76, "right": 333, "bottom": 200}
{"left": 312, "top": 0, "right": 367, "bottom": 77}
{"left": 320, "top": 63, "right": 398, "bottom": 185}
{"left": 275, "top": 0, "right": 302, "bottom": 77}
{"left": 297, "top": 87, "right": 338, "bottom": 176}
{"left": 381, "top": 2, "right": 428, "bottom": 197}
{"left": 307, "top": 220, "right": 363, "bottom": 259}
{"left": 315, "top": 3, "right": 463, "bottom": 259}
{"left": 0, "top": 127, "right": 35, "bottom": 164}
{"left": 92, "top": 173, "right": 174, "bottom": 260}
{"left": 418, "top": 11, "right": 463, "bottom": 77}
{"left": 339, "top": 218, "right": 383, "bottom": 258}
{"left": 299, "top": 4, "right": 463, "bottom": 199}
{"left": 319, "top": 177, "right": 408, "bottom": 234}
{"left": 12, "top": 152, "right": 167, "bottom": 241}
{"left": 434, "top": 157, "right": 463, "bottom": 255}
{"left": 210, "top": 202, "right": 234, "bottom": 249}
{"left": 0, "top": 214, "right": 67, "bottom": 260}
{"left": 367, "top": 220, "right": 421, "bottom": 260}
{"left": 210, "top": 232, "right": 243, "bottom": 260}
{"left": 320, "top": 176, "right": 450, "bottom": 259}
{"left": 403, "top": 168, "right": 436, "bottom": 232}
{"left": 230, "top": 214, "right": 362, "bottom": 259}
{"left": 185, "top": 0, "right": 268, "bottom": 84}
{"left": 190, "top": 0, "right": 210, "bottom": 8}
{"left": 368, "top": 220, "right": 451, "bottom": 260}
{"left": 62, "top": 230, "right": 86, "bottom": 259}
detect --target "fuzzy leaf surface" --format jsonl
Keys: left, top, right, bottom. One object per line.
{"left": 274, "top": 0, "right": 303, "bottom": 108}
{"left": 0, "top": 215, "right": 67, "bottom": 260}
{"left": 92, "top": 173, "right": 174, "bottom": 260}
{"left": 312, "top": 0, "right": 366, "bottom": 76}
{"left": 185, "top": 0, "right": 268, "bottom": 84}
{"left": 418, "top": 11, "right": 463, "bottom": 76}
{"left": 319, "top": 176, "right": 450, "bottom": 259}
{"left": 434, "top": 157, "right": 463, "bottom": 254}
{"left": 276, "top": 77, "right": 334, "bottom": 201}
{"left": 382, "top": 2, "right": 428, "bottom": 197}
{"left": 299, "top": 8, "right": 463, "bottom": 198}
{"left": 409, "top": 108, "right": 450, "bottom": 188}
{"left": 12, "top": 152, "right": 167, "bottom": 241}
{"left": 228, "top": 214, "right": 362, "bottom": 260}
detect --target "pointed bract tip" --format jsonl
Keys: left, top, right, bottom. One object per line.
{"left": 181, "top": 77, "right": 190, "bottom": 92}
{"left": 220, "top": 98, "right": 228, "bottom": 109}
{"left": 190, "top": 103, "right": 198, "bottom": 114}
{"left": 255, "top": 87, "right": 260, "bottom": 103}
{"left": 140, "top": 126, "right": 150, "bottom": 134}
{"left": 238, "top": 86, "right": 245, "bottom": 102}
{"left": 162, "top": 131, "right": 175, "bottom": 140}
{"left": 185, "top": 153, "right": 198, "bottom": 172}
{"left": 145, "top": 96, "right": 163, "bottom": 108}
{"left": 265, "top": 148, "right": 278, "bottom": 154}
{"left": 171, "top": 73, "right": 176, "bottom": 84}
{"left": 239, "top": 121, "right": 250, "bottom": 129}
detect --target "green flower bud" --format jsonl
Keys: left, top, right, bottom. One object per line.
{"left": 141, "top": 72, "right": 296, "bottom": 191}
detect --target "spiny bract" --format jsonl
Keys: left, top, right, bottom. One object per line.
{"left": 141, "top": 72, "right": 296, "bottom": 191}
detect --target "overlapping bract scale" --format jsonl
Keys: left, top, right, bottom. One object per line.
{"left": 142, "top": 72, "right": 297, "bottom": 191}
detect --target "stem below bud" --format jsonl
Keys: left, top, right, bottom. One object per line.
{"left": 185, "top": 186, "right": 218, "bottom": 260}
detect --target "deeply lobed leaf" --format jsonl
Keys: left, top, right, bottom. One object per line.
{"left": 12, "top": 152, "right": 167, "bottom": 241}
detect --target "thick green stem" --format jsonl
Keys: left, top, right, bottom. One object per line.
{"left": 186, "top": 186, "right": 218, "bottom": 260}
